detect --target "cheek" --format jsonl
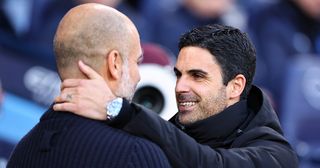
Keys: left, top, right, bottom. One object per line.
{"left": 197, "top": 84, "right": 219, "bottom": 99}
{"left": 132, "top": 66, "right": 140, "bottom": 82}
{"left": 196, "top": 87, "right": 210, "bottom": 99}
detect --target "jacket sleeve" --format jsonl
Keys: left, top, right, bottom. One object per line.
{"left": 109, "top": 100, "right": 299, "bottom": 168}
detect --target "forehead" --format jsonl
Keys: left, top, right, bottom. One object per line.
{"left": 176, "top": 46, "right": 220, "bottom": 71}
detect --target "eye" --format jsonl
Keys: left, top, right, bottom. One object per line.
{"left": 137, "top": 59, "right": 143, "bottom": 65}
{"left": 191, "top": 72, "right": 205, "bottom": 80}
{"left": 174, "top": 69, "right": 181, "bottom": 78}
{"left": 174, "top": 72, "right": 181, "bottom": 78}
{"left": 137, "top": 54, "right": 144, "bottom": 65}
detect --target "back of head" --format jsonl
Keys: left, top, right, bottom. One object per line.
{"left": 54, "top": 3, "right": 135, "bottom": 80}
{"left": 178, "top": 24, "right": 256, "bottom": 99}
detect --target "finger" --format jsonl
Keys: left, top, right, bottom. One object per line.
{"left": 60, "top": 87, "right": 79, "bottom": 96}
{"left": 61, "top": 79, "right": 82, "bottom": 89}
{"left": 55, "top": 96, "right": 64, "bottom": 103}
{"left": 79, "top": 60, "right": 103, "bottom": 80}
{"left": 55, "top": 95, "right": 71, "bottom": 103}
{"left": 53, "top": 102, "right": 78, "bottom": 113}
{"left": 55, "top": 90, "right": 78, "bottom": 103}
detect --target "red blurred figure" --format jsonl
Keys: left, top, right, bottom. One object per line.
{"left": 141, "top": 43, "right": 174, "bottom": 66}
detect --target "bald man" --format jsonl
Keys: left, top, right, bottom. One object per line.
{"left": 7, "top": 4, "right": 171, "bottom": 168}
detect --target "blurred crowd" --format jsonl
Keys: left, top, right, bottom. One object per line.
{"left": 1, "top": 0, "right": 320, "bottom": 166}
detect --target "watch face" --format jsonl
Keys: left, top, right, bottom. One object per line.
{"left": 107, "top": 98, "right": 123, "bottom": 120}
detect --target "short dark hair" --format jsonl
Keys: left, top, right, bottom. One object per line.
{"left": 178, "top": 24, "right": 256, "bottom": 99}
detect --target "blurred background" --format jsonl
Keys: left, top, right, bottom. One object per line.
{"left": 0, "top": 0, "right": 319, "bottom": 167}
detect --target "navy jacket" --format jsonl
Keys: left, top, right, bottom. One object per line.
{"left": 7, "top": 107, "right": 171, "bottom": 168}
{"left": 110, "top": 85, "right": 299, "bottom": 168}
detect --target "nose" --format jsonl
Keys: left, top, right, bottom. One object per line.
{"left": 175, "top": 77, "right": 190, "bottom": 93}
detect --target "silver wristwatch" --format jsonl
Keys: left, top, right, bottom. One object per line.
{"left": 106, "top": 98, "right": 123, "bottom": 120}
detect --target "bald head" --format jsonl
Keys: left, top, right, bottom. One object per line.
{"left": 54, "top": 3, "right": 139, "bottom": 80}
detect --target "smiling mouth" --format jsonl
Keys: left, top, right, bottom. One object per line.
{"left": 179, "top": 101, "right": 197, "bottom": 106}
{"left": 178, "top": 101, "right": 198, "bottom": 112}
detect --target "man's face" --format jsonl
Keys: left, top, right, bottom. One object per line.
{"left": 174, "top": 46, "right": 228, "bottom": 125}
{"left": 118, "top": 53, "right": 142, "bottom": 101}
{"left": 117, "top": 31, "right": 143, "bottom": 101}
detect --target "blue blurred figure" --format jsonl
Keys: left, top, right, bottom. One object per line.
{"left": 0, "top": 0, "right": 74, "bottom": 69}
{"left": 140, "top": 0, "right": 246, "bottom": 56}
{"left": 248, "top": 1, "right": 320, "bottom": 167}
{"left": 248, "top": 0, "right": 320, "bottom": 111}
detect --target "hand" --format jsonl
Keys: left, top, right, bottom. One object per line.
{"left": 53, "top": 60, "right": 116, "bottom": 120}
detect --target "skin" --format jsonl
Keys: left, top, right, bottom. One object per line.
{"left": 174, "top": 46, "right": 245, "bottom": 125}
{"left": 116, "top": 47, "right": 144, "bottom": 101}
{"left": 76, "top": 0, "right": 122, "bottom": 7}
{"left": 54, "top": 45, "right": 246, "bottom": 124}
{"left": 53, "top": 3, "right": 143, "bottom": 119}
{"left": 53, "top": 5, "right": 246, "bottom": 123}
{"left": 174, "top": 46, "right": 228, "bottom": 125}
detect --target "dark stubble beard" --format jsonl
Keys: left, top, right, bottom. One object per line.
{"left": 179, "top": 86, "right": 228, "bottom": 125}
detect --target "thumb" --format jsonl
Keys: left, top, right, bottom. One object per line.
{"left": 78, "top": 60, "right": 103, "bottom": 80}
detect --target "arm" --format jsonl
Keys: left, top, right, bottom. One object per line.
{"left": 117, "top": 101, "right": 298, "bottom": 168}
{"left": 54, "top": 62, "right": 298, "bottom": 168}
{"left": 118, "top": 101, "right": 219, "bottom": 168}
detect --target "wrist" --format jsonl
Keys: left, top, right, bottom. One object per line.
{"left": 107, "top": 99, "right": 135, "bottom": 128}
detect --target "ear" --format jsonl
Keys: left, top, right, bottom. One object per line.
{"left": 226, "top": 74, "right": 246, "bottom": 100}
{"left": 107, "top": 50, "right": 123, "bottom": 80}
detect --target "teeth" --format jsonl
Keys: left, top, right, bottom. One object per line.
{"left": 179, "top": 102, "right": 196, "bottom": 106}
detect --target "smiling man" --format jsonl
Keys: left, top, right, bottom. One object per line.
{"left": 174, "top": 46, "right": 231, "bottom": 125}
{"left": 54, "top": 24, "right": 299, "bottom": 168}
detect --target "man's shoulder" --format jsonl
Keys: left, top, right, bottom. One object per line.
{"left": 9, "top": 109, "right": 171, "bottom": 168}
{"left": 42, "top": 108, "right": 164, "bottom": 149}
{"left": 123, "top": 136, "right": 171, "bottom": 168}
{"left": 65, "top": 111, "right": 171, "bottom": 167}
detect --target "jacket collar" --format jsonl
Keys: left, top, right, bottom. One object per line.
{"left": 175, "top": 99, "right": 249, "bottom": 147}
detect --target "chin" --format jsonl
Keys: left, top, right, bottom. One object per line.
{"left": 178, "top": 112, "right": 194, "bottom": 125}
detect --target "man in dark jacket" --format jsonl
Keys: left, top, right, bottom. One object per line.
{"left": 7, "top": 4, "right": 171, "bottom": 168}
{"left": 54, "top": 24, "right": 299, "bottom": 167}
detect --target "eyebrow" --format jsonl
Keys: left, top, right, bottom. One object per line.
{"left": 188, "top": 69, "right": 208, "bottom": 76}
{"left": 173, "top": 67, "right": 208, "bottom": 76}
